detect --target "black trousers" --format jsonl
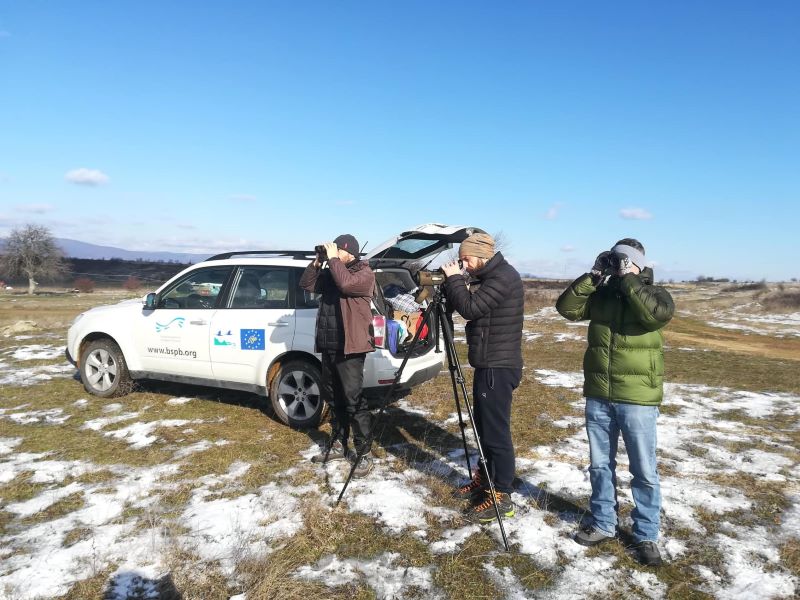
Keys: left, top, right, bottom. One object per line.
{"left": 321, "top": 351, "right": 373, "bottom": 454}
{"left": 472, "top": 367, "right": 522, "bottom": 494}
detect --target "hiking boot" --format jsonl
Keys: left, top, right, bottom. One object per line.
{"left": 574, "top": 523, "right": 615, "bottom": 547}
{"left": 452, "top": 469, "right": 486, "bottom": 504}
{"left": 347, "top": 450, "right": 374, "bottom": 478}
{"left": 633, "top": 541, "right": 663, "bottom": 567}
{"left": 465, "top": 490, "right": 514, "bottom": 524}
{"left": 311, "top": 439, "right": 346, "bottom": 463}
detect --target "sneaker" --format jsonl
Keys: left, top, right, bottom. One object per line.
{"left": 347, "top": 451, "right": 373, "bottom": 478}
{"left": 465, "top": 490, "right": 514, "bottom": 524}
{"left": 452, "top": 469, "right": 486, "bottom": 503}
{"left": 633, "top": 541, "right": 663, "bottom": 567}
{"left": 574, "top": 523, "right": 615, "bottom": 547}
{"left": 311, "top": 439, "right": 346, "bottom": 463}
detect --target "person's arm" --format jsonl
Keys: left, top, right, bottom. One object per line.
{"left": 443, "top": 273, "right": 503, "bottom": 320}
{"left": 299, "top": 261, "right": 323, "bottom": 293}
{"left": 327, "top": 260, "right": 375, "bottom": 297}
{"left": 619, "top": 274, "right": 675, "bottom": 331}
{"left": 555, "top": 273, "right": 596, "bottom": 321}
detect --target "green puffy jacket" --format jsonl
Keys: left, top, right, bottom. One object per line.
{"left": 555, "top": 268, "right": 675, "bottom": 405}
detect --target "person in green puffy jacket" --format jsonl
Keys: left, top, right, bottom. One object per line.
{"left": 556, "top": 238, "right": 674, "bottom": 567}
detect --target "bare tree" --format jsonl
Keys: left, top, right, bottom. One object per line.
{"left": 492, "top": 230, "right": 510, "bottom": 254}
{"left": 1, "top": 224, "right": 67, "bottom": 294}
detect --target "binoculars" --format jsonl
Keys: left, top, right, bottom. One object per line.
{"left": 314, "top": 245, "right": 328, "bottom": 260}
{"left": 598, "top": 251, "right": 628, "bottom": 272}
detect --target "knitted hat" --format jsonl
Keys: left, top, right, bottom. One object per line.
{"left": 459, "top": 233, "right": 495, "bottom": 259}
{"left": 333, "top": 234, "right": 359, "bottom": 255}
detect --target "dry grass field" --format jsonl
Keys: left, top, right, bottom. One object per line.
{"left": 0, "top": 282, "right": 798, "bottom": 599}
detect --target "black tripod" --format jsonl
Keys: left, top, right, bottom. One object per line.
{"left": 335, "top": 286, "right": 511, "bottom": 551}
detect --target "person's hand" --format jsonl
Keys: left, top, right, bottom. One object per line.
{"left": 441, "top": 260, "right": 461, "bottom": 277}
{"left": 591, "top": 251, "right": 613, "bottom": 285}
{"left": 324, "top": 242, "right": 339, "bottom": 261}
{"left": 617, "top": 255, "right": 633, "bottom": 276}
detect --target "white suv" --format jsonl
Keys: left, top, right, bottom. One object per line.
{"left": 66, "top": 224, "right": 484, "bottom": 428}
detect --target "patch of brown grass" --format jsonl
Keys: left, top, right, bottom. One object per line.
{"left": 20, "top": 491, "right": 85, "bottom": 525}
{"left": 780, "top": 539, "right": 800, "bottom": 578}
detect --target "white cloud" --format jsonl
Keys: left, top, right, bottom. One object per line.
{"left": 561, "top": 245, "right": 575, "bottom": 253}
{"left": 620, "top": 207, "right": 653, "bottom": 220}
{"left": 229, "top": 194, "right": 257, "bottom": 203}
{"left": 545, "top": 203, "right": 563, "bottom": 220}
{"left": 65, "top": 168, "right": 109, "bottom": 186}
{"left": 15, "top": 204, "right": 56, "bottom": 215}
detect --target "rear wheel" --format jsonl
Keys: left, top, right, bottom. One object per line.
{"left": 81, "top": 338, "right": 131, "bottom": 397}
{"left": 269, "top": 359, "right": 326, "bottom": 428}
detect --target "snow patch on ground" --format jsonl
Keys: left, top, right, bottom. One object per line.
{"left": 1, "top": 407, "right": 71, "bottom": 425}
{"left": 295, "top": 552, "right": 437, "bottom": 599}
{"left": 166, "top": 396, "right": 194, "bottom": 405}
{"left": 171, "top": 439, "right": 230, "bottom": 460}
{"left": 0, "top": 363, "right": 75, "bottom": 386}
{"left": 7, "top": 344, "right": 66, "bottom": 361}
{"left": 0, "top": 437, "right": 23, "bottom": 455}
{"left": 103, "top": 419, "right": 205, "bottom": 449}
{"left": 553, "top": 332, "right": 585, "bottom": 343}
{"left": 83, "top": 411, "right": 140, "bottom": 431}
{"left": 534, "top": 369, "right": 584, "bottom": 390}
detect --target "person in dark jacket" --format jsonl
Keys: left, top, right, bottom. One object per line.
{"left": 441, "top": 232, "right": 524, "bottom": 523}
{"left": 299, "top": 233, "right": 376, "bottom": 477}
{"left": 555, "top": 238, "right": 674, "bottom": 567}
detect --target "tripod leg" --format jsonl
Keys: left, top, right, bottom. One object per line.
{"left": 438, "top": 310, "right": 511, "bottom": 552}
{"left": 441, "top": 322, "right": 473, "bottom": 480}
{"left": 336, "top": 300, "right": 438, "bottom": 506}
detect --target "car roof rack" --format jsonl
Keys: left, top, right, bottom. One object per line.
{"left": 205, "top": 250, "right": 316, "bottom": 261}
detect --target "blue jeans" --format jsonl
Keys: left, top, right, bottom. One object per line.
{"left": 585, "top": 397, "right": 661, "bottom": 543}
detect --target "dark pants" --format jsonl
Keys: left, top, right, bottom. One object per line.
{"left": 472, "top": 367, "right": 521, "bottom": 494}
{"left": 321, "top": 352, "right": 373, "bottom": 454}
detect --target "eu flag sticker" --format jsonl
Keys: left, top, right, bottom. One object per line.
{"left": 240, "top": 328, "right": 265, "bottom": 350}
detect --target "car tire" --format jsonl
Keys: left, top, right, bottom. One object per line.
{"left": 269, "top": 359, "right": 327, "bottom": 428}
{"left": 81, "top": 338, "right": 131, "bottom": 398}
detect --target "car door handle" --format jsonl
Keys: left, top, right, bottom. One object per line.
{"left": 268, "top": 320, "right": 290, "bottom": 327}
{"left": 190, "top": 319, "right": 207, "bottom": 325}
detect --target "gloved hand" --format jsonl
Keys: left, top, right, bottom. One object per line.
{"left": 616, "top": 255, "right": 634, "bottom": 276}
{"left": 590, "top": 251, "right": 613, "bottom": 285}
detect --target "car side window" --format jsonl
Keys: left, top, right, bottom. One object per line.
{"left": 294, "top": 267, "right": 320, "bottom": 308}
{"left": 158, "top": 267, "right": 232, "bottom": 309}
{"left": 229, "top": 267, "right": 290, "bottom": 309}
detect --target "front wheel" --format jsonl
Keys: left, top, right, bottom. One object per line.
{"left": 269, "top": 359, "right": 327, "bottom": 428}
{"left": 81, "top": 338, "right": 131, "bottom": 397}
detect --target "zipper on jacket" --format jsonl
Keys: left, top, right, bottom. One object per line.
{"left": 608, "top": 291, "right": 625, "bottom": 398}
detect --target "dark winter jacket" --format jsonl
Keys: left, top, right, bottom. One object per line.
{"left": 555, "top": 269, "right": 675, "bottom": 406}
{"left": 443, "top": 252, "right": 524, "bottom": 369}
{"left": 299, "top": 258, "right": 375, "bottom": 355}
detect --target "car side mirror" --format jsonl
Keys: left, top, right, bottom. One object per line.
{"left": 143, "top": 292, "right": 157, "bottom": 310}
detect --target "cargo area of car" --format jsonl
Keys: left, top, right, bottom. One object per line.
{"left": 372, "top": 267, "right": 436, "bottom": 359}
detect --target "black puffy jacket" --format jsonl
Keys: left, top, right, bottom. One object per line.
{"left": 443, "top": 252, "right": 524, "bottom": 369}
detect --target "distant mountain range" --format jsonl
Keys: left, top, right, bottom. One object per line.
{"left": 51, "top": 238, "right": 210, "bottom": 263}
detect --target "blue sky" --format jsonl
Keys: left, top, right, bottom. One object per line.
{"left": 1, "top": 1, "right": 798, "bottom": 280}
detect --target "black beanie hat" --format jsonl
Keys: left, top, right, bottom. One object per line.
{"left": 333, "top": 234, "right": 359, "bottom": 255}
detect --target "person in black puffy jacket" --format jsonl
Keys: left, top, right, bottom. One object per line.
{"left": 441, "top": 232, "right": 524, "bottom": 523}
